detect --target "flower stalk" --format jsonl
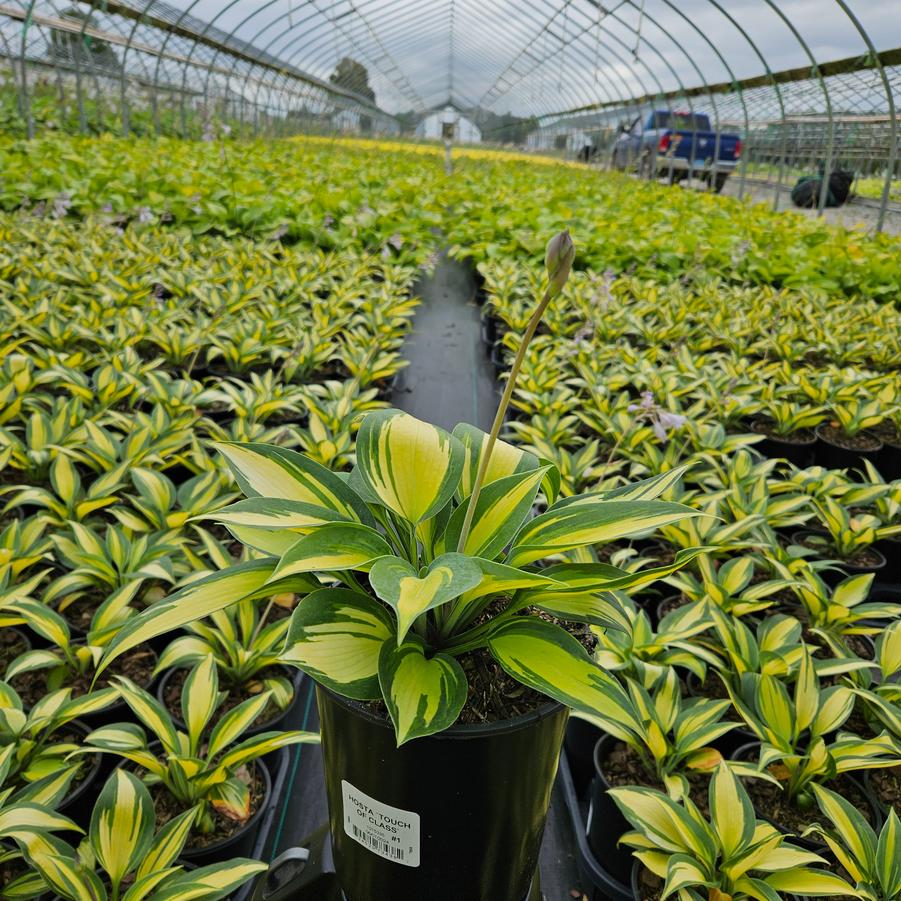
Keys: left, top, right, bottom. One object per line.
{"left": 456, "top": 230, "right": 574, "bottom": 553}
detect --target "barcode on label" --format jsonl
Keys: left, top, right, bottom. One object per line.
{"left": 341, "top": 779, "right": 420, "bottom": 867}
{"left": 351, "top": 824, "right": 406, "bottom": 861}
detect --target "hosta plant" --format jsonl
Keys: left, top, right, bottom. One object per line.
{"left": 611, "top": 762, "right": 857, "bottom": 901}
{"left": 726, "top": 648, "right": 901, "bottom": 807}
{"left": 802, "top": 784, "right": 901, "bottom": 901}
{"left": 589, "top": 590, "right": 719, "bottom": 688}
{"left": 6, "top": 598, "right": 147, "bottom": 694}
{"left": 26, "top": 770, "right": 266, "bottom": 901}
{"left": 0, "top": 744, "right": 82, "bottom": 901}
{"left": 98, "top": 231, "right": 706, "bottom": 745}
{"left": 84, "top": 657, "right": 317, "bottom": 835}
{"left": 0, "top": 680, "right": 115, "bottom": 791}
{"left": 154, "top": 596, "right": 298, "bottom": 720}
{"left": 664, "top": 554, "right": 792, "bottom": 618}
{"left": 782, "top": 568, "right": 899, "bottom": 657}
{"left": 574, "top": 669, "right": 768, "bottom": 801}
{"left": 804, "top": 497, "right": 901, "bottom": 561}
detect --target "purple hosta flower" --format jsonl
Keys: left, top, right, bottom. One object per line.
{"left": 627, "top": 391, "right": 687, "bottom": 441}
{"left": 358, "top": 203, "right": 374, "bottom": 216}
{"left": 102, "top": 202, "right": 113, "bottom": 213}
{"left": 322, "top": 214, "right": 335, "bottom": 229}
{"left": 381, "top": 245, "right": 391, "bottom": 260}
{"left": 202, "top": 123, "right": 215, "bottom": 142}
{"left": 220, "top": 123, "right": 232, "bottom": 137}
{"left": 420, "top": 249, "right": 441, "bottom": 271}
{"left": 388, "top": 233, "right": 403, "bottom": 250}
{"left": 271, "top": 224, "right": 288, "bottom": 241}
{"left": 51, "top": 192, "right": 72, "bottom": 219}
{"left": 32, "top": 201, "right": 47, "bottom": 219}
{"left": 136, "top": 206, "right": 154, "bottom": 225}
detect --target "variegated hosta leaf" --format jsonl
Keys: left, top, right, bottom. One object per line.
{"left": 487, "top": 617, "right": 635, "bottom": 725}
{"left": 452, "top": 422, "right": 541, "bottom": 500}
{"left": 354, "top": 409, "right": 464, "bottom": 524}
{"left": 283, "top": 587, "right": 393, "bottom": 699}
{"left": 506, "top": 500, "right": 704, "bottom": 567}
{"left": 181, "top": 655, "right": 218, "bottom": 754}
{"left": 369, "top": 553, "right": 482, "bottom": 644}
{"left": 89, "top": 771, "right": 155, "bottom": 889}
{"left": 0, "top": 803, "right": 80, "bottom": 842}
{"left": 379, "top": 637, "right": 468, "bottom": 745}
{"left": 224, "top": 524, "right": 302, "bottom": 557}
{"left": 134, "top": 807, "right": 198, "bottom": 880}
{"left": 111, "top": 677, "right": 180, "bottom": 755}
{"left": 96, "top": 560, "right": 319, "bottom": 678}
{"left": 268, "top": 523, "right": 393, "bottom": 581}
{"left": 533, "top": 547, "right": 710, "bottom": 598}
{"left": 204, "top": 497, "right": 352, "bottom": 532}
{"left": 24, "top": 854, "right": 104, "bottom": 901}
{"left": 209, "top": 776, "right": 251, "bottom": 823}
{"left": 206, "top": 692, "right": 274, "bottom": 759}
{"left": 709, "top": 761, "right": 755, "bottom": 860}
{"left": 215, "top": 441, "right": 373, "bottom": 526}
{"left": 440, "top": 467, "right": 550, "bottom": 558}
{"left": 150, "top": 860, "right": 268, "bottom": 901}
{"left": 569, "top": 464, "right": 694, "bottom": 505}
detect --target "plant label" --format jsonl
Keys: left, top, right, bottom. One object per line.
{"left": 341, "top": 779, "right": 421, "bottom": 867}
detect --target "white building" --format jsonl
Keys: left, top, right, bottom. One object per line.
{"left": 415, "top": 105, "right": 482, "bottom": 143}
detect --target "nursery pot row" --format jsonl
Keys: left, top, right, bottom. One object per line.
{"left": 753, "top": 420, "right": 900, "bottom": 479}
{"left": 316, "top": 684, "right": 568, "bottom": 901}
{"left": 581, "top": 733, "right": 884, "bottom": 894}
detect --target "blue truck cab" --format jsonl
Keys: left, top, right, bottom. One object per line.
{"left": 611, "top": 110, "right": 742, "bottom": 192}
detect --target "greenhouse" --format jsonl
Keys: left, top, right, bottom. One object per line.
{"left": 0, "top": 1, "right": 900, "bottom": 900}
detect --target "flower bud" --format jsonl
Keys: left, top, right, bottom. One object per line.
{"left": 545, "top": 229, "right": 575, "bottom": 298}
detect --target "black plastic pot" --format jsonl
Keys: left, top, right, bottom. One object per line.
{"left": 156, "top": 666, "right": 305, "bottom": 742}
{"left": 558, "top": 749, "right": 633, "bottom": 901}
{"left": 564, "top": 716, "right": 604, "bottom": 796}
{"left": 751, "top": 423, "right": 818, "bottom": 468}
{"left": 631, "top": 861, "right": 658, "bottom": 901}
{"left": 179, "top": 758, "right": 273, "bottom": 867}
{"left": 815, "top": 424, "right": 883, "bottom": 473}
{"left": 587, "top": 733, "right": 639, "bottom": 886}
{"left": 878, "top": 441, "right": 901, "bottom": 481}
{"left": 316, "top": 683, "right": 567, "bottom": 901}
{"left": 654, "top": 594, "right": 689, "bottom": 628}
{"left": 732, "top": 741, "right": 882, "bottom": 847}
{"left": 874, "top": 536, "right": 901, "bottom": 585}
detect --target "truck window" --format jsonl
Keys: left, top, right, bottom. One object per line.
{"left": 651, "top": 111, "right": 710, "bottom": 131}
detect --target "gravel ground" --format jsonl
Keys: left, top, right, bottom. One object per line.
{"left": 719, "top": 176, "right": 901, "bottom": 235}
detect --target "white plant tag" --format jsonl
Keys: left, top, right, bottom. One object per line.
{"left": 341, "top": 780, "right": 421, "bottom": 867}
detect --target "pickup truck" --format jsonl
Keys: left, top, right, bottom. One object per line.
{"left": 611, "top": 110, "right": 742, "bottom": 192}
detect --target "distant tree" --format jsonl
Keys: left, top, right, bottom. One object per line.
{"left": 394, "top": 109, "right": 421, "bottom": 134}
{"left": 329, "top": 57, "right": 375, "bottom": 104}
{"left": 468, "top": 107, "right": 538, "bottom": 145}
{"left": 48, "top": 8, "right": 121, "bottom": 73}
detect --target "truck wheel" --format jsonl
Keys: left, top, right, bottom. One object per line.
{"left": 713, "top": 172, "right": 729, "bottom": 193}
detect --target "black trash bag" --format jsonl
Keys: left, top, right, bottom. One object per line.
{"left": 790, "top": 167, "right": 854, "bottom": 208}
